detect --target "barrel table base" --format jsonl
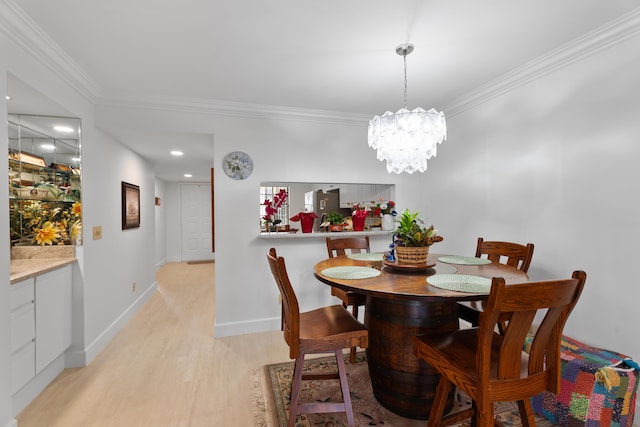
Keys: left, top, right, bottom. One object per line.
{"left": 365, "top": 296, "right": 459, "bottom": 420}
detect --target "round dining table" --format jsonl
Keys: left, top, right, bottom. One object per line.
{"left": 313, "top": 252, "right": 529, "bottom": 420}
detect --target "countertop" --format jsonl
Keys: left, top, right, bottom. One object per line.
{"left": 10, "top": 246, "right": 76, "bottom": 284}
{"left": 258, "top": 229, "right": 394, "bottom": 239}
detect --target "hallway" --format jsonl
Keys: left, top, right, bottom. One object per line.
{"left": 16, "top": 262, "right": 289, "bottom": 426}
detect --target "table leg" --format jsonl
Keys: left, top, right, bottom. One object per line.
{"left": 365, "top": 296, "right": 459, "bottom": 419}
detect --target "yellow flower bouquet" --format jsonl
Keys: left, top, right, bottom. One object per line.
{"left": 10, "top": 200, "right": 82, "bottom": 246}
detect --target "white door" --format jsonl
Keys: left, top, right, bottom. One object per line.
{"left": 180, "top": 183, "right": 213, "bottom": 261}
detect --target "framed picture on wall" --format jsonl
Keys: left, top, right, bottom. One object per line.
{"left": 122, "top": 181, "right": 140, "bottom": 229}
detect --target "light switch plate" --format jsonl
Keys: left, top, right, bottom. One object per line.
{"left": 93, "top": 226, "right": 102, "bottom": 240}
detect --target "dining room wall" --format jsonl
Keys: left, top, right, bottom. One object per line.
{"left": 421, "top": 32, "right": 640, "bottom": 364}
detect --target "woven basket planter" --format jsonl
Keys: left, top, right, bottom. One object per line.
{"left": 395, "top": 245, "right": 430, "bottom": 264}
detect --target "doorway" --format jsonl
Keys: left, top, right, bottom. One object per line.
{"left": 180, "top": 183, "right": 214, "bottom": 262}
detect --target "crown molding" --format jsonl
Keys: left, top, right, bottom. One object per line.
{"left": 0, "top": 0, "right": 101, "bottom": 102}
{"left": 443, "top": 7, "right": 640, "bottom": 117}
{"left": 97, "top": 94, "right": 372, "bottom": 127}
{"left": 2, "top": 0, "right": 639, "bottom": 123}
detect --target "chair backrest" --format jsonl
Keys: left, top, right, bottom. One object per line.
{"left": 266, "top": 248, "right": 300, "bottom": 358}
{"left": 477, "top": 270, "right": 586, "bottom": 394}
{"left": 326, "top": 236, "right": 370, "bottom": 258}
{"left": 475, "top": 237, "right": 534, "bottom": 273}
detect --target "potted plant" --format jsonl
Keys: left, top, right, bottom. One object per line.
{"left": 262, "top": 189, "right": 288, "bottom": 232}
{"left": 290, "top": 210, "right": 318, "bottom": 233}
{"left": 326, "top": 211, "right": 345, "bottom": 232}
{"left": 393, "top": 209, "right": 443, "bottom": 264}
{"left": 375, "top": 200, "right": 397, "bottom": 231}
{"left": 350, "top": 203, "right": 370, "bottom": 231}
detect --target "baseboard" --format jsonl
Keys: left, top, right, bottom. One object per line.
{"left": 214, "top": 316, "right": 280, "bottom": 338}
{"left": 66, "top": 281, "right": 157, "bottom": 367}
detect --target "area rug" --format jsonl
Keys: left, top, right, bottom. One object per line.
{"left": 255, "top": 353, "right": 556, "bottom": 427}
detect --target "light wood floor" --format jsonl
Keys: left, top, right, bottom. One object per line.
{"left": 16, "top": 261, "right": 290, "bottom": 426}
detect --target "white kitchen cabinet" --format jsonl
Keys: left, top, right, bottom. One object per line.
{"left": 10, "top": 278, "right": 35, "bottom": 394}
{"left": 35, "top": 266, "right": 72, "bottom": 373}
{"left": 9, "top": 264, "right": 72, "bottom": 395}
{"left": 339, "top": 184, "right": 394, "bottom": 208}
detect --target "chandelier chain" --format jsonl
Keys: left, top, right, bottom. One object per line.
{"left": 403, "top": 53, "right": 408, "bottom": 109}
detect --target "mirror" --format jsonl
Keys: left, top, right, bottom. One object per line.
{"left": 260, "top": 182, "right": 395, "bottom": 232}
{"left": 8, "top": 113, "right": 82, "bottom": 246}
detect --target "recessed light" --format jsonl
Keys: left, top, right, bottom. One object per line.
{"left": 171, "top": 150, "right": 184, "bottom": 156}
{"left": 41, "top": 144, "right": 55, "bottom": 150}
{"left": 54, "top": 125, "right": 74, "bottom": 133}
{"left": 184, "top": 174, "right": 192, "bottom": 178}
{"left": 6, "top": 95, "right": 12, "bottom": 100}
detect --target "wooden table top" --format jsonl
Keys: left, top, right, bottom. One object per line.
{"left": 313, "top": 253, "right": 529, "bottom": 302}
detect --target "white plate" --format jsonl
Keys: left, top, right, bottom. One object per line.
{"left": 438, "top": 255, "right": 491, "bottom": 265}
{"left": 321, "top": 266, "right": 381, "bottom": 280}
{"left": 222, "top": 151, "right": 253, "bottom": 180}
{"left": 347, "top": 253, "right": 384, "bottom": 261}
{"left": 427, "top": 274, "right": 492, "bottom": 294}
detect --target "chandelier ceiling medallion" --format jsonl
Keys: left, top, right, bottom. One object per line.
{"left": 368, "top": 43, "right": 447, "bottom": 174}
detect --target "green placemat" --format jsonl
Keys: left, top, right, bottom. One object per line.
{"left": 321, "top": 266, "right": 381, "bottom": 280}
{"left": 438, "top": 255, "right": 491, "bottom": 265}
{"left": 427, "top": 274, "right": 492, "bottom": 294}
{"left": 347, "top": 253, "right": 385, "bottom": 261}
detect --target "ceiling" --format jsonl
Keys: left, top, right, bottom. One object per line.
{"left": 6, "top": 0, "right": 640, "bottom": 181}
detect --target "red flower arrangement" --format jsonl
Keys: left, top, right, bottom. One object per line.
{"left": 351, "top": 203, "right": 371, "bottom": 219}
{"left": 289, "top": 211, "right": 318, "bottom": 222}
{"left": 290, "top": 210, "right": 318, "bottom": 233}
{"left": 262, "top": 189, "right": 288, "bottom": 227}
{"left": 374, "top": 200, "right": 396, "bottom": 217}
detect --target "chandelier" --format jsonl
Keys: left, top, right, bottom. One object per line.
{"left": 368, "top": 43, "right": 446, "bottom": 174}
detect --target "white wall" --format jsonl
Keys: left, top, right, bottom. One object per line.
{"left": 425, "top": 34, "right": 640, "bottom": 362}
{"left": 211, "top": 118, "right": 422, "bottom": 335}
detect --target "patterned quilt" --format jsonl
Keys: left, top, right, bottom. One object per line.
{"left": 524, "top": 335, "right": 639, "bottom": 427}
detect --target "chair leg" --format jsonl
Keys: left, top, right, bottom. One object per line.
{"left": 516, "top": 399, "right": 535, "bottom": 427}
{"left": 334, "top": 349, "right": 356, "bottom": 427}
{"left": 349, "top": 304, "right": 359, "bottom": 364}
{"left": 427, "top": 375, "right": 452, "bottom": 427}
{"left": 475, "top": 400, "right": 494, "bottom": 427}
{"left": 288, "top": 354, "right": 305, "bottom": 427}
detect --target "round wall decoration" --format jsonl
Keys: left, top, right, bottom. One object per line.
{"left": 222, "top": 151, "right": 253, "bottom": 180}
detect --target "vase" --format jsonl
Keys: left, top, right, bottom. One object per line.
{"left": 395, "top": 245, "right": 430, "bottom": 264}
{"left": 352, "top": 215, "right": 365, "bottom": 232}
{"left": 381, "top": 214, "right": 395, "bottom": 231}
{"left": 329, "top": 224, "right": 343, "bottom": 232}
{"left": 300, "top": 216, "right": 315, "bottom": 233}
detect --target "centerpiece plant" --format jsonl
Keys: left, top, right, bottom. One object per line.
{"left": 393, "top": 209, "right": 443, "bottom": 264}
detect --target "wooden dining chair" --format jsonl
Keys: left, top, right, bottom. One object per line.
{"left": 326, "top": 236, "right": 369, "bottom": 363}
{"left": 414, "top": 270, "right": 586, "bottom": 427}
{"left": 267, "top": 248, "right": 369, "bottom": 427}
{"left": 457, "top": 237, "right": 535, "bottom": 329}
